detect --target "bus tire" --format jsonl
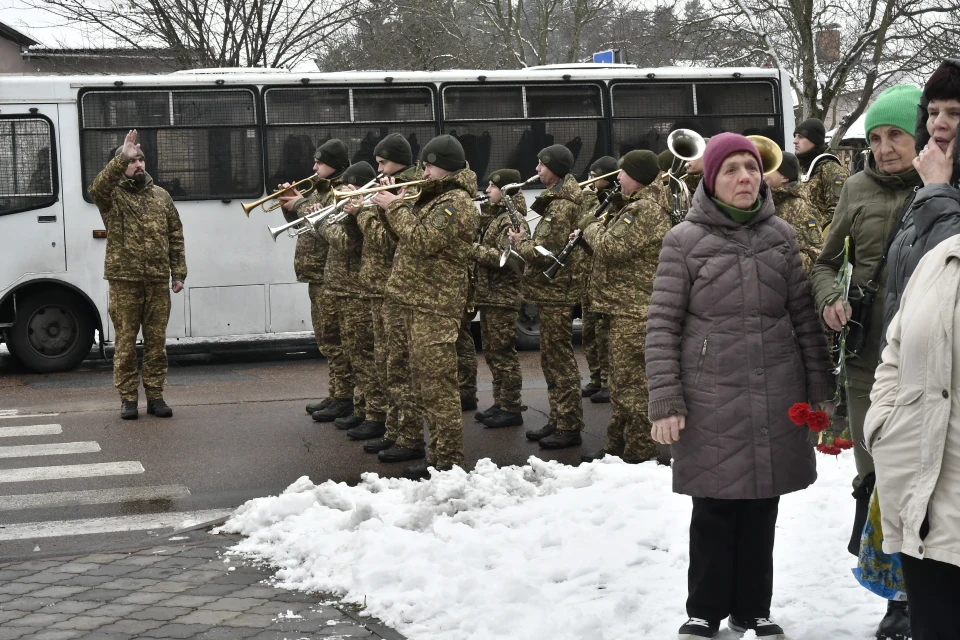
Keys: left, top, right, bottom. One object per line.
{"left": 516, "top": 302, "right": 540, "bottom": 351}
{"left": 6, "top": 290, "right": 95, "bottom": 373}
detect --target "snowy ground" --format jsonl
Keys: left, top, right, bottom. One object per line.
{"left": 220, "top": 451, "right": 884, "bottom": 640}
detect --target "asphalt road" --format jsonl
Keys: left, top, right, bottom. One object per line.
{"left": 0, "top": 342, "right": 611, "bottom": 561}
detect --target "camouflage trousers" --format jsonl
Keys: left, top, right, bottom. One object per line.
{"left": 108, "top": 280, "right": 170, "bottom": 402}
{"left": 539, "top": 305, "right": 584, "bottom": 432}
{"left": 402, "top": 308, "right": 463, "bottom": 470}
{"left": 457, "top": 305, "right": 478, "bottom": 403}
{"left": 308, "top": 283, "right": 353, "bottom": 400}
{"left": 606, "top": 315, "right": 659, "bottom": 460}
{"left": 337, "top": 296, "right": 385, "bottom": 422}
{"left": 381, "top": 302, "right": 424, "bottom": 449}
{"left": 478, "top": 305, "right": 523, "bottom": 412}
{"left": 581, "top": 305, "right": 610, "bottom": 388}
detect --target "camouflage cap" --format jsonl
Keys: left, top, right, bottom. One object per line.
{"left": 374, "top": 133, "right": 413, "bottom": 165}
{"left": 421, "top": 134, "right": 466, "bottom": 171}
{"left": 341, "top": 161, "right": 377, "bottom": 187}
{"left": 315, "top": 139, "right": 350, "bottom": 171}
{"left": 589, "top": 155, "right": 619, "bottom": 176}
{"left": 537, "top": 144, "right": 574, "bottom": 179}
{"left": 489, "top": 169, "right": 522, "bottom": 188}
{"left": 618, "top": 150, "right": 660, "bottom": 186}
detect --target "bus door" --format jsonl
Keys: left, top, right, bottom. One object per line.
{"left": 0, "top": 106, "right": 66, "bottom": 290}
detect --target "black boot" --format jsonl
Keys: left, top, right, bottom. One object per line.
{"left": 849, "top": 472, "right": 877, "bottom": 556}
{"left": 581, "top": 382, "right": 602, "bottom": 398}
{"left": 402, "top": 460, "right": 432, "bottom": 480}
{"left": 378, "top": 446, "right": 426, "bottom": 463}
{"left": 146, "top": 399, "right": 173, "bottom": 418}
{"left": 334, "top": 413, "right": 364, "bottom": 430}
{"left": 347, "top": 420, "right": 386, "bottom": 440}
{"left": 525, "top": 423, "right": 556, "bottom": 442}
{"left": 121, "top": 401, "right": 138, "bottom": 420}
{"left": 311, "top": 398, "right": 353, "bottom": 422}
{"left": 474, "top": 404, "right": 501, "bottom": 422}
{"left": 590, "top": 388, "right": 610, "bottom": 403}
{"left": 539, "top": 429, "right": 582, "bottom": 450}
{"left": 580, "top": 448, "right": 610, "bottom": 463}
{"left": 875, "top": 600, "right": 910, "bottom": 640}
{"left": 482, "top": 411, "right": 523, "bottom": 428}
{"left": 306, "top": 398, "right": 333, "bottom": 414}
{"left": 363, "top": 437, "right": 395, "bottom": 454}
{"left": 461, "top": 396, "right": 478, "bottom": 411}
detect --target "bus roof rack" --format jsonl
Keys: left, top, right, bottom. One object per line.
{"left": 171, "top": 67, "right": 292, "bottom": 75}
{"left": 525, "top": 63, "right": 637, "bottom": 70}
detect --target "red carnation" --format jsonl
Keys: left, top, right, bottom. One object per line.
{"left": 817, "top": 443, "right": 843, "bottom": 456}
{"left": 834, "top": 438, "right": 855, "bottom": 450}
{"left": 789, "top": 403, "right": 811, "bottom": 425}
{"left": 807, "top": 411, "right": 830, "bottom": 433}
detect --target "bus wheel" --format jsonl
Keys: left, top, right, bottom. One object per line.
{"left": 6, "top": 290, "right": 94, "bottom": 373}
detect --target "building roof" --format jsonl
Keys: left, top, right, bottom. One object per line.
{"left": 22, "top": 47, "right": 189, "bottom": 60}
{"left": 0, "top": 21, "right": 39, "bottom": 47}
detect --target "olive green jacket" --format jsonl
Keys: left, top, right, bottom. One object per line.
{"left": 472, "top": 193, "right": 529, "bottom": 309}
{"left": 288, "top": 178, "right": 339, "bottom": 284}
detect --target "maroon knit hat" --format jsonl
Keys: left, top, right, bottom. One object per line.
{"left": 702, "top": 132, "right": 763, "bottom": 194}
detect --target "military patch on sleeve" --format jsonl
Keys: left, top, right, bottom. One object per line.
{"left": 544, "top": 215, "right": 553, "bottom": 222}
{"left": 834, "top": 179, "right": 844, "bottom": 186}
{"left": 623, "top": 215, "right": 634, "bottom": 225}
{"left": 430, "top": 206, "right": 453, "bottom": 230}
{"left": 443, "top": 206, "right": 455, "bottom": 217}
{"left": 806, "top": 219, "right": 818, "bottom": 229}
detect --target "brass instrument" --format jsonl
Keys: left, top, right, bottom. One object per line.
{"left": 475, "top": 174, "right": 539, "bottom": 203}
{"left": 325, "top": 188, "right": 420, "bottom": 225}
{"left": 241, "top": 174, "right": 317, "bottom": 216}
{"left": 578, "top": 169, "right": 620, "bottom": 188}
{"left": 267, "top": 175, "right": 382, "bottom": 241}
{"left": 332, "top": 178, "right": 428, "bottom": 200}
{"left": 746, "top": 135, "right": 784, "bottom": 176}
{"left": 666, "top": 129, "right": 706, "bottom": 225}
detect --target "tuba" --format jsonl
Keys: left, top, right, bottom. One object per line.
{"left": 746, "top": 135, "right": 784, "bottom": 176}
{"left": 665, "top": 129, "right": 706, "bottom": 225}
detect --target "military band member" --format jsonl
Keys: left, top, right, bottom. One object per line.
{"left": 372, "top": 135, "right": 479, "bottom": 479}
{"left": 509, "top": 144, "right": 586, "bottom": 450}
{"left": 766, "top": 152, "right": 823, "bottom": 275}
{"left": 90, "top": 130, "right": 186, "bottom": 420}
{"left": 471, "top": 169, "right": 530, "bottom": 429}
{"left": 277, "top": 139, "right": 355, "bottom": 423}
{"left": 794, "top": 118, "right": 849, "bottom": 229}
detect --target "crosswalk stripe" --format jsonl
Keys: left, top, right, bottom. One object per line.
{"left": 0, "top": 412, "right": 59, "bottom": 420}
{"left": 0, "top": 424, "right": 62, "bottom": 438}
{"left": 0, "top": 485, "right": 192, "bottom": 512}
{"left": 0, "top": 442, "right": 101, "bottom": 459}
{"left": 0, "top": 461, "right": 144, "bottom": 484}
{"left": 0, "top": 509, "right": 234, "bottom": 541}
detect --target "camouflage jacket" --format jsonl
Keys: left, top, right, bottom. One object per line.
{"left": 289, "top": 178, "right": 339, "bottom": 284}
{"left": 802, "top": 156, "right": 848, "bottom": 229}
{"left": 472, "top": 193, "right": 529, "bottom": 309}
{"left": 384, "top": 168, "right": 479, "bottom": 319}
{"left": 579, "top": 185, "right": 616, "bottom": 308}
{"left": 515, "top": 174, "right": 584, "bottom": 306}
{"left": 320, "top": 208, "right": 365, "bottom": 298}
{"left": 581, "top": 184, "right": 672, "bottom": 318}
{"left": 773, "top": 183, "right": 823, "bottom": 276}
{"left": 89, "top": 154, "right": 187, "bottom": 283}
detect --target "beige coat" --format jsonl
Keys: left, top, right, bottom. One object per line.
{"left": 866, "top": 234, "right": 960, "bottom": 568}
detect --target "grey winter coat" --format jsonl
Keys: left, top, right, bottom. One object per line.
{"left": 646, "top": 183, "right": 834, "bottom": 500}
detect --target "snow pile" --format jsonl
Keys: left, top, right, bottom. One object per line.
{"left": 222, "top": 454, "right": 884, "bottom": 640}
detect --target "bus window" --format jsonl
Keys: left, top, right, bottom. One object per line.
{"left": 262, "top": 86, "right": 439, "bottom": 186}
{"left": 442, "top": 83, "right": 607, "bottom": 184}
{"left": 79, "top": 88, "right": 262, "bottom": 201}
{"left": 0, "top": 117, "right": 57, "bottom": 216}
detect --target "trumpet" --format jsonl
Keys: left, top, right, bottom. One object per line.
{"left": 332, "top": 179, "right": 428, "bottom": 200}
{"left": 579, "top": 169, "right": 620, "bottom": 188}
{"left": 324, "top": 188, "right": 420, "bottom": 225}
{"left": 475, "top": 174, "right": 539, "bottom": 203}
{"left": 241, "top": 174, "right": 317, "bottom": 216}
{"left": 665, "top": 129, "right": 706, "bottom": 225}
{"left": 267, "top": 175, "right": 382, "bottom": 241}
{"left": 746, "top": 135, "right": 783, "bottom": 176}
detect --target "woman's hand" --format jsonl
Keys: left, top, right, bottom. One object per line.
{"left": 823, "top": 298, "right": 852, "bottom": 331}
{"left": 652, "top": 415, "right": 685, "bottom": 445}
{"left": 913, "top": 138, "right": 955, "bottom": 186}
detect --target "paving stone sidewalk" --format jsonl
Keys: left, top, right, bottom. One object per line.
{"left": 0, "top": 524, "right": 404, "bottom": 640}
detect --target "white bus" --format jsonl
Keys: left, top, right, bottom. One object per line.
{"left": 0, "top": 64, "right": 794, "bottom": 372}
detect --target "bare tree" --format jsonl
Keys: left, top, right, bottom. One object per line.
{"left": 27, "top": 0, "right": 364, "bottom": 69}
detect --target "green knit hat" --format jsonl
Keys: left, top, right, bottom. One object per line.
{"left": 778, "top": 152, "right": 801, "bottom": 183}
{"left": 341, "top": 161, "right": 377, "bottom": 187}
{"left": 314, "top": 139, "right": 349, "bottom": 171}
{"left": 421, "top": 134, "right": 466, "bottom": 172}
{"left": 865, "top": 85, "right": 922, "bottom": 138}
{"left": 618, "top": 150, "right": 660, "bottom": 186}
{"left": 589, "top": 156, "right": 619, "bottom": 176}
{"left": 374, "top": 133, "right": 413, "bottom": 165}
{"left": 489, "top": 169, "right": 521, "bottom": 189}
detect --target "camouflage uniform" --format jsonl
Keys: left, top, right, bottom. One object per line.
{"left": 358, "top": 165, "right": 424, "bottom": 445}
{"left": 514, "top": 174, "right": 585, "bottom": 432}
{"left": 580, "top": 186, "right": 614, "bottom": 391}
{"left": 581, "top": 181, "right": 671, "bottom": 460}
{"left": 89, "top": 153, "right": 187, "bottom": 402}
{"left": 773, "top": 183, "right": 823, "bottom": 276}
{"left": 457, "top": 274, "right": 479, "bottom": 406}
{"left": 799, "top": 152, "right": 848, "bottom": 231}
{"left": 383, "top": 168, "right": 479, "bottom": 469}
{"left": 289, "top": 180, "right": 354, "bottom": 400}
{"left": 321, "top": 206, "right": 385, "bottom": 423}
{"left": 472, "top": 192, "right": 530, "bottom": 413}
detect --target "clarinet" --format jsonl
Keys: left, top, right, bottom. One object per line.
{"left": 543, "top": 185, "right": 620, "bottom": 280}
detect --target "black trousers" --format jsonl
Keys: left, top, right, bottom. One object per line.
{"left": 900, "top": 553, "right": 960, "bottom": 640}
{"left": 687, "top": 496, "right": 780, "bottom": 622}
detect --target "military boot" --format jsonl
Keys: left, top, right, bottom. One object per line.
{"left": 363, "top": 437, "right": 395, "bottom": 454}
{"left": 590, "top": 388, "right": 610, "bottom": 403}
{"left": 581, "top": 448, "right": 612, "bottom": 463}
{"left": 581, "top": 382, "right": 602, "bottom": 398}
{"left": 347, "top": 420, "right": 386, "bottom": 441}
{"left": 402, "top": 460, "right": 432, "bottom": 481}
{"left": 147, "top": 399, "right": 173, "bottom": 418}
{"left": 474, "top": 404, "right": 501, "bottom": 422}
{"left": 539, "top": 429, "right": 582, "bottom": 450}
{"left": 306, "top": 398, "right": 333, "bottom": 414}
{"left": 120, "top": 401, "right": 138, "bottom": 420}
{"left": 378, "top": 445, "right": 426, "bottom": 463}
{"left": 482, "top": 410, "right": 523, "bottom": 428}
{"left": 460, "top": 396, "right": 478, "bottom": 411}
{"left": 311, "top": 398, "right": 353, "bottom": 423}
{"left": 334, "top": 413, "right": 364, "bottom": 430}
{"left": 525, "top": 423, "right": 556, "bottom": 442}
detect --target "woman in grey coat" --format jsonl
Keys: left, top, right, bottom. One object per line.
{"left": 645, "top": 134, "right": 834, "bottom": 640}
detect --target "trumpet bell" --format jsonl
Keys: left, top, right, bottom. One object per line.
{"left": 667, "top": 129, "right": 706, "bottom": 163}
{"left": 499, "top": 247, "right": 525, "bottom": 275}
{"left": 746, "top": 135, "right": 783, "bottom": 176}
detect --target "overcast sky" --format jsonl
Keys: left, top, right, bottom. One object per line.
{"left": 0, "top": 0, "right": 109, "bottom": 48}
